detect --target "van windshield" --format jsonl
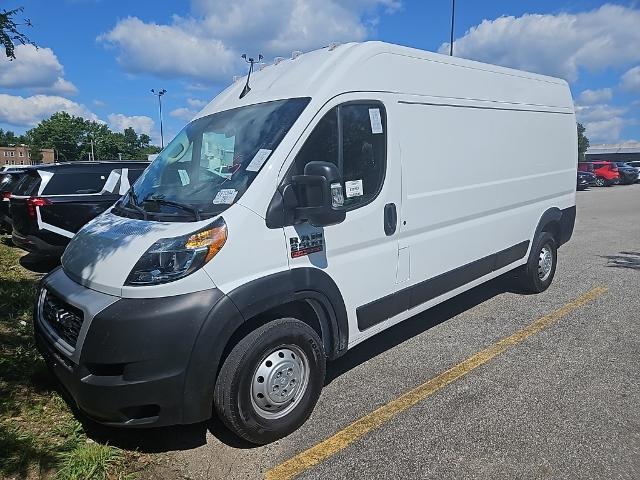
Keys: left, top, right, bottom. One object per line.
{"left": 119, "top": 97, "right": 310, "bottom": 221}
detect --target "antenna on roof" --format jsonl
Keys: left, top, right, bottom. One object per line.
{"left": 239, "top": 53, "right": 263, "bottom": 99}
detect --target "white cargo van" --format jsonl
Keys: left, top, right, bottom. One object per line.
{"left": 34, "top": 41, "right": 577, "bottom": 444}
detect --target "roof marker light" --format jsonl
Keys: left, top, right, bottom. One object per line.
{"left": 328, "top": 42, "right": 341, "bottom": 51}
{"left": 232, "top": 75, "right": 243, "bottom": 83}
{"left": 291, "top": 50, "right": 303, "bottom": 60}
{"left": 258, "top": 62, "right": 267, "bottom": 71}
{"left": 274, "top": 56, "right": 285, "bottom": 65}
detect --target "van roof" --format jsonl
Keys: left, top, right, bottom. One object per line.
{"left": 196, "top": 41, "right": 573, "bottom": 120}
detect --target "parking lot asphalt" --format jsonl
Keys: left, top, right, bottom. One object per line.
{"left": 138, "top": 184, "right": 640, "bottom": 480}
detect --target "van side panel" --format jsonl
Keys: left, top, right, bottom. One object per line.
{"left": 393, "top": 94, "right": 575, "bottom": 306}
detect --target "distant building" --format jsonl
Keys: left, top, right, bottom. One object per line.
{"left": 585, "top": 143, "right": 640, "bottom": 163}
{"left": 0, "top": 145, "right": 55, "bottom": 167}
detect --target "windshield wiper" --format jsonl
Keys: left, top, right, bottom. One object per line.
{"left": 145, "top": 194, "right": 202, "bottom": 221}
{"left": 122, "top": 186, "right": 148, "bottom": 220}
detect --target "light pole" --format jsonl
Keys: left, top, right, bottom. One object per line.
{"left": 151, "top": 88, "right": 167, "bottom": 149}
{"left": 449, "top": 0, "right": 456, "bottom": 56}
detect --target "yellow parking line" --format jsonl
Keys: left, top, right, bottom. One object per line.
{"left": 265, "top": 286, "right": 608, "bottom": 480}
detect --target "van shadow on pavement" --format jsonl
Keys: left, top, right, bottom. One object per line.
{"left": 74, "top": 274, "right": 518, "bottom": 453}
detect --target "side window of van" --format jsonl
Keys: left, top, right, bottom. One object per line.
{"left": 294, "top": 102, "right": 386, "bottom": 209}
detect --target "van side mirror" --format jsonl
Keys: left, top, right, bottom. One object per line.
{"left": 292, "top": 161, "right": 346, "bottom": 227}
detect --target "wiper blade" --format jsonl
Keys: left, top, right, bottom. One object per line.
{"left": 145, "top": 195, "right": 202, "bottom": 221}
{"left": 122, "top": 186, "right": 147, "bottom": 220}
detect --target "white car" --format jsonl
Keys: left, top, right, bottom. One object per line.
{"left": 34, "top": 41, "right": 577, "bottom": 444}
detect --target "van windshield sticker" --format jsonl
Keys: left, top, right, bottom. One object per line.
{"left": 213, "top": 188, "right": 238, "bottom": 204}
{"left": 290, "top": 232, "right": 324, "bottom": 258}
{"left": 246, "top": 148, "right": 272, "bottom": 172}
{"left": 369, "top": 108, "right": 383, "bottom": 134}
{"left": 178, "top": 169, "right": 190, "bottom": 185}
{"left": 345, "top": 179, "right": 363, "bottom": 198}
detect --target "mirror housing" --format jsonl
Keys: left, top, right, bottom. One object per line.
{"left": 292, "top": 161, "right": 346, "bottom": 227}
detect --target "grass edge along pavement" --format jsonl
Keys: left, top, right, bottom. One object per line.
{"left": 0, "top": 242, "right": 146, "bottom": 479}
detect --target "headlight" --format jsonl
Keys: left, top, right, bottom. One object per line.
{"left": 125, "top": 218, "right": 227, "bottom": 286}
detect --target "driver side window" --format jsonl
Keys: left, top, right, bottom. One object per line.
{"left": 293, "top": 102, "right": 386, "bottom": 209}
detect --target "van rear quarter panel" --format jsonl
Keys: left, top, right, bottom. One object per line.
{"left": 394, "top": 90, "right": 576, "bottom": 295}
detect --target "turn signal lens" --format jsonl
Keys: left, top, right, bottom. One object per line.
{"left": 185, "top": 223, "right": 227, "bottom": 263}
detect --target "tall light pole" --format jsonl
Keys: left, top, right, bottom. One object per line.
{"left": 151, "top": 88, "right": 167, "bottom": 149}
{"left": 449, "top": 0, "right": 456, "bottom": 56}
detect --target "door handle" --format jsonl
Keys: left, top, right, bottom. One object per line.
{"left": 384, "top": 203, "right": 397, "bottom": 236}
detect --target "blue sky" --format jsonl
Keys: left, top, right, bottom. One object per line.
{"left": 1, "top": 0, "right": 639, "bottom": 146}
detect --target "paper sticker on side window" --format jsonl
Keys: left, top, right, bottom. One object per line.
{"left": 369, "top": 108, "right": 383, "bottom": 134}
{"left": 345, "top": 179, "right": 363, "bottom": 198}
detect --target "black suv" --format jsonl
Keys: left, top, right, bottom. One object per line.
{"left": 10, "top": 161, "right": 148, "bottom": 256}
{"left": 0, "top": 167, "right": 34, "bottom": 233}
{"left": 613, "top": 162, "right": 638, "bottom": 185}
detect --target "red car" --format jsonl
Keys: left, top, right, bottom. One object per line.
{"left": 578, "top": 161, "right": 619, "bottom": 187}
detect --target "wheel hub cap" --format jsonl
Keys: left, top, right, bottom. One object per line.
{"left": 538, "top": 245, "right": 553, "bottom": 281}
{"left": 251, "top": 345, "right": 309, "bottom": 419}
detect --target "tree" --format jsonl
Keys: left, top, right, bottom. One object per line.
{"left": 0, "top": 128, "right": 26, "bottom": 146}
{"left": 577, "top": 123, "right": 589, "bottom": 161}
{"left": 0, "top": 7, "right": 35, "bottom": 60}
{"left": 25, "top": 112, "right": 161, "bottom": 162}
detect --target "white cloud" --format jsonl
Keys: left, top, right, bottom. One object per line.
{"left": 439, "top": 4, "right": 640, "bottom": 82}
{"left": 186, "top": 98, "right": 207, "bottom": 108}
{"left": 98, "top": 0, "right": 399, "bottom": 83}
{"left": 575, "top": 102, "right": 630, "bottom": 143}
{"left": 169, "top": 107, "right": 197, "bottom": 122}
{"left": 620, "top": 66, "right": 640, "bottom": 93}
{"left": 583, "top": 118, "right": 626, "bottom": 143}
{"left": 577, "top": 88, "right": 613, "bottom": 105}
{"left": 0, "top": 44, "right": 78, "bottom": 95}
{"left": 0, "top": 94, "right": 98, "bottom": 128}
{"left": 107, "top": 113, "right": 155, "bottom": 136}
{"left": 575, "top": 104, "right": 627, "bottom": 123}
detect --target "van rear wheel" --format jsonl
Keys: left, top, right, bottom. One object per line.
{"left": 214, "top": 318, "right": 325, "bottom": 445}
{"left": 516, "top": 231, "right": 557, "bottom": 294}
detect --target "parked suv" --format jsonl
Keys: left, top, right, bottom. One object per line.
{"left": 579, "top": 161, "right": 619, "bottom": 186}
{"left": 0, "top": 168, "right": 32, "bottom": 233}
{"left": 613, "top": 162, "right": 638, "bottom": 185}
{"left": 627, "top": 160, "right": 640, "bottom": 182}
{"left": 11, "top": 161, "right": 148, "bottom": 256}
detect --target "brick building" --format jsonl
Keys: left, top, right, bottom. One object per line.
{"left": 0, "top": 145, "right": 55, "bottom": 167}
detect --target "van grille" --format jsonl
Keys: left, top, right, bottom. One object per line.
{"left": 41, "top": 290, "right": 84, "bottom": 348}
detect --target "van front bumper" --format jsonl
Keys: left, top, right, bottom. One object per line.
{"left": 34, "top": 268, "right": 243, "bottom": 427}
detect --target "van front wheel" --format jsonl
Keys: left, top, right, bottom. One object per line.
{"left": 214, "top": 318, "right": 325, "bottom": 445}
{"left": 517, "top": 232, "right": 557, "bottom": 293}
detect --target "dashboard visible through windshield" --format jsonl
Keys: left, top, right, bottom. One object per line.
{"left": 115, "top": 97, "right": 310, "bottom": 221}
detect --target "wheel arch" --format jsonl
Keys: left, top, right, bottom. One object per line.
{"left": 182, "top": 268, "right": 348, "bottom": 424}
{"left": 533, "top": 206, "right": 575, "bottom": 248}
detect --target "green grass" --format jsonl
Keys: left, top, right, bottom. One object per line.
{"left": 0, "top": 241, "right": 145, "bottom": 479}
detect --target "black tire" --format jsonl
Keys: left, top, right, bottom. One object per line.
{"left": 214, "top": 318, "right": 325, "bottom": 445}
{"left": 516, "top": 232, "right": 558, "bottom": 294}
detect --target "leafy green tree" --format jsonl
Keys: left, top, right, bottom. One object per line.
{"left": 577, "top": 123, "right": 589, "bottom": 161}
{"left": 0, "top": 7, "right": 35, "bottom": 60}
{"left": 25, "top": 112, "right": 161, "bottom": 162}
{"left": 0, "top": 129, "right": 26, "bottom": 146}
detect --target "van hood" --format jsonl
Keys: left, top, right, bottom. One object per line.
{"left": 61, "top": 211, "right": 216, "bottom": 296}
